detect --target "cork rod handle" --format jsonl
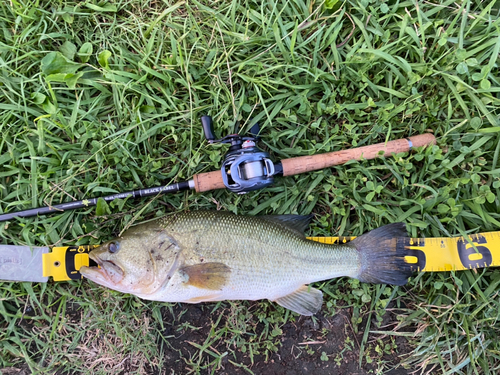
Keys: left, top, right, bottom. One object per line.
{"left": 280, "top": 133, "right": 436, "bottom": 177}
{"left": 192, "top": 133, "right": 436, "bottom": 192}
{"left": 193, "top": 170, "right": 225, "bottom": 192}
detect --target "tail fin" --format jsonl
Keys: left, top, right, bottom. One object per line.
{"left": 351, "top": 223, "right": 412, "bottom": 286}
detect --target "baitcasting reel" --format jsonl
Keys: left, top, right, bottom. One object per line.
{"left": 201, "top": 116, "right": 275, "bottom": 194}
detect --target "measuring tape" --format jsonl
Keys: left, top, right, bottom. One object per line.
{"left": 44, "top": 232, "right": 500, "bottom": 281}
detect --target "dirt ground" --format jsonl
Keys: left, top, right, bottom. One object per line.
{"left": 1, "top": 300, "right": 413, "bottom": 375}
{"left": 160, "top": 303, "right": 412, "bottom": 375}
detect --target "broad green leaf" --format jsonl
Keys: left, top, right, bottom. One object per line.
{"left": 480, "top": 79, "right": 491, "bottom": 90}
{"left": 324, "top": 0, "right": 339, "bottom": 9}
{"left": 466, "top": 58, "right": 478, "bottom": 66}
{"left": 41, "top": 52, "right": 82, "bottom": 75}
{"left": 437, "top": 204, "right": 450, "bottom": 213}
{"left": 65, "top": 72, "right": 85, "bottom": 89}
{"left": 434, "top": 281, "right": 443, "bottom": 290}
{"left": 42, "top": 99, "right": 57, "bottom": 114}
{"left": 456, "top": 62, "right": 468, "bottom": 74}
{"left": 96, "top": 197, "right": 111, "bottom": 216}
{"left": 78, "top": 42, "right": 93, "bottom": 63}
{"left": 45, "top": 72, "right": 85, "bottom": 88}
{"left": 61, "top": 12, "right": 73, "bottom": 24}
{"left": 60, "top": 41, "right": 77, "bottom": 60}
{"left": 471, "top": 72, "right": 482, "bottom": 81}
{"left": 31, "top": 92, "right": 46, "bottom": 104}
{"left": 470, "top": 117, "right": 482, "bottom": 129}
{"left": 98, "top": 50, "right": 112, "bottom": 69}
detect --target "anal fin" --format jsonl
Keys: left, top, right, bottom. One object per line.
{"left": 274, "top": 285, "right": 323, "bottom": 316}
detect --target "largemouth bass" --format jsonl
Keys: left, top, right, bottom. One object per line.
{"left": 79, "top": 211, "right": 412, "bottom": 315}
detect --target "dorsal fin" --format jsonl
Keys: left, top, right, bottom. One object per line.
{"left": 259, "top": 214, "right": 314, "bottom": 237}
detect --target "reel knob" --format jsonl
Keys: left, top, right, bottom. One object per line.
{"left": 201, "top": 116, "right": 216, "bottom": 142}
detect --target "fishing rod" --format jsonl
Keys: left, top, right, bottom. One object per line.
{"left": 0, "top": 116, "right": 436, "bottom": 222}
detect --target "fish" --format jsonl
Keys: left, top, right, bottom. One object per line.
{"left": 79, "top": 211, "right": 413, "bottom": 316}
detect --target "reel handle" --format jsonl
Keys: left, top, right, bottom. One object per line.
{"left": 201, "top": 115, "right": 216, "bottom": 142}
{"left": 280, "top": 133, "right": 436, "bottom": 176}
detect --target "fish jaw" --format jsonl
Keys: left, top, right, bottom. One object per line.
{"left": 79, "top": 266, "right": 109, "bottom": 285}
{"left": 80, "top": 252, "right": 126, "bottom": 292}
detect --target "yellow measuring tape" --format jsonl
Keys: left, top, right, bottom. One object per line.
{"left": 43, "top": 232, "right": 500, "bottom": 281}
{"left": 310, "top": 231, "right": 500, "bottom": 272}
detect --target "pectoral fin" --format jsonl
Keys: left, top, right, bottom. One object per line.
{"left": 179, "top": 262, "right": 231, "bottom": 290}
{"left": 274, "top": 285, "right": 323, "bottom": 316}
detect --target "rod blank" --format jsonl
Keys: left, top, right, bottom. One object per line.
{"left": 0, "top": 181, "right": 193, "bottom": 222}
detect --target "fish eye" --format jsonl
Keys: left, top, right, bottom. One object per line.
{"left": 108, "top": 242, "right": 119, "bottom": 254}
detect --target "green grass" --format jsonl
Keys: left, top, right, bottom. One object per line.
{"left": 1, "top": 0, "right": 500, "bottom": 373}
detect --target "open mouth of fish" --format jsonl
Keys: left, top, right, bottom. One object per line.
{"left": 80, "top": 252, "right": 124, "bottom": 285}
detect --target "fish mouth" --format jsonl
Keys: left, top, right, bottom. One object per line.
{"left": 80, "top": 252, "right": 124, "bottom": 286}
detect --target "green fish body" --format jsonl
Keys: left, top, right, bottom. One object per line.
{"left": 80, "top": 211, "right": 412, "bottom": 315}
